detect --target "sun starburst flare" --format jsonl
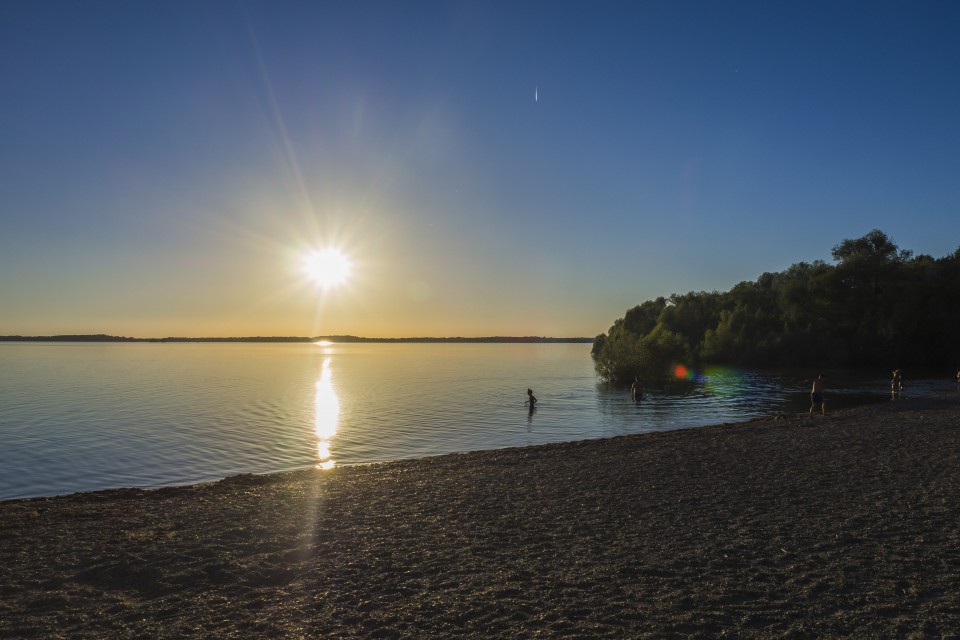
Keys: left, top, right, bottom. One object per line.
{"left": 301, "top": 248, "right": 352, "bottom": 290}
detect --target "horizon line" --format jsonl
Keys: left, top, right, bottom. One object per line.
{"left": 0, "top": 333, "right": 595, "bottom": 343}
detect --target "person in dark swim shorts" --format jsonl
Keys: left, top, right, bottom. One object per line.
{"left": 809, "top": 373, "right": 826, "bottom": 417}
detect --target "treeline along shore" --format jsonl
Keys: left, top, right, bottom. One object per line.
{"left": 0, "top": 334, "right": 594, "bottom": 344}
{"left": 3, "top": 392, "right": 960, "bottom": 638}
{"left": 593, "top": 230, "right": 960, "bottom": 384}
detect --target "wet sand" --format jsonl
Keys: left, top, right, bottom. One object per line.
{"left": 3, "top": 393, "right": 960, "bottom": 639}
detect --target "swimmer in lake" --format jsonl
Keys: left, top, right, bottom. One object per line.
{"left": 525, "top": 388, "right": 538, "bottom": 410}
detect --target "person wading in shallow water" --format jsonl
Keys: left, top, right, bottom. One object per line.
{"left": 808, "top": 374, "right": 826, "bottom": 417}
{"left": 631, "top": 376, "right": 644, "bottom": 402}
{"left": 525, "top": 388, "right": 538, "bottom": 412}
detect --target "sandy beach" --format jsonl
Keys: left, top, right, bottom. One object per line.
{"left": 3, "top": 393, "right": 960, "bottom": 639}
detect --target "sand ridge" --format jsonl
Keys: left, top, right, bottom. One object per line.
{"left": 2, "top": 393, "right": 960, "bottom": 638}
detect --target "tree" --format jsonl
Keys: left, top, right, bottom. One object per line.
{"left": 591, "top": 310, "right": 692, "bottom": 385}
{"left": 592, "top": 230, "right": 960, "bottom": 382}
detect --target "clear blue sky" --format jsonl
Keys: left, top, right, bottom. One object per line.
{"left": 2, "top": 1, "right": 958, "bottom": 338}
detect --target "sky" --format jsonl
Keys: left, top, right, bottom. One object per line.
{"left": 2, "top": 1, "right": 959, "bottom": 339}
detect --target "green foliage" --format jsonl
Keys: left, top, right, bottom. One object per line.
{"left": 592, "top": 323, "right": 691, "bottom": 386}
{"left": 593, "top": 229, "right": 960, "bottom": 383}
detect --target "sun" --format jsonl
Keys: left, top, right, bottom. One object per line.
{"left": 301, "top": 248, "right": 352, "bottom": 289}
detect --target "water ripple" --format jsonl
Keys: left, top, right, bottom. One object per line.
{"left": 1, "top": 343, "right": 952, "bottom": 500}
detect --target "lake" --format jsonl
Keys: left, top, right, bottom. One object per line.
{"left": 0, "top": 342, "right": 952, "bottom": 501}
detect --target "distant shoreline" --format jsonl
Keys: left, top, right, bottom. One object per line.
{"left": 0, "top": 334, "right": 594, "bottom": 344}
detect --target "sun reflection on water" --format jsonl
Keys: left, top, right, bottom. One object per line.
{"left": 315, "top": 358, "right": 339, "bottom": 469}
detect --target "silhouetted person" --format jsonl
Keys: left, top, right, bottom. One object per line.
{"left": 631, "top": 376, "right": 644, "bottom": 401}
{"left": 891, "top": 369, "right": 903, "bottom": 399}
{"left": 808, "top": 374, "right": 826, "bottom": 417}
{"left": 525, "top": 388, "right": 537, "bottom": 411}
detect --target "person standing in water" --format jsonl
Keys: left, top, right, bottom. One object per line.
{"left": 808, "top": 374, "right": 826, "bottom": 417}
{"left": 525, "top": 388, "right": 538, "bottom": 410}
{"left": 631, "top": 376, "right": 644, "bottom": 402}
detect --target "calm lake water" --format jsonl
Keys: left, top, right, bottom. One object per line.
{"left": 0, "top": 342, "right": 952, "bottom": 501}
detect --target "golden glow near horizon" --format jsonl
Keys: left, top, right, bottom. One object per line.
{"left": 314, "top": 356, "right": 339, "bottom": 470}
{"left": 301, "top": 247, "right": 352, "bottom": 290}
